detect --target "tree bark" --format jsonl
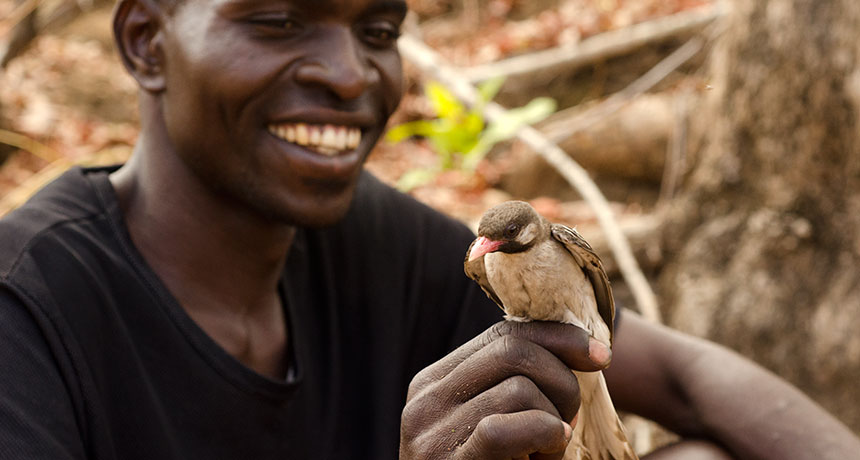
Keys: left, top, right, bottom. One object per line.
{"left": 660, "top": 0, "right": 860, "bottom": 431}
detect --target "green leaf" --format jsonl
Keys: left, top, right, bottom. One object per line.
{"left": 482, "top": 97, "right": 556, "bottom": 145}
{"left": 386, "top": 79, "right": 556, "bottom": 183}
{"left": 461, "top": 139, "right": 494, "bottom": 171}
{"left": 463, "top": 112, "right": 485, "bottom": 135}
{"left": 424, "top": 119, "right": 459, "bottom": 156}
{"left": 506, "top": 97, "right": 557, "bottom": 126}
{"left": 477, "top": 76, "right": 506, "bottom": 105}
{"left": 385, "top": 120, "right": 438, "bottom": 143}
{"left": 396, "top": 168, "right": 438, "bottom": 192}
{"left": 425, "top": 81, "right": 464, "bottom": 119}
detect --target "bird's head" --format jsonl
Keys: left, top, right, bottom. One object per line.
{"left": 468, "top": 201, "right": 546, "bottom": 261}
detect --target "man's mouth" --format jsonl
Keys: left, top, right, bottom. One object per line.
{"left": 267, "top": 123, "right": 362, "bottom": 156}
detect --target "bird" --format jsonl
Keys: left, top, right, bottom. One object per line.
{"left": 464, "top": 200, "right": 637, "bottom": 460}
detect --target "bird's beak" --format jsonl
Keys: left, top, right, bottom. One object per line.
{"left": 468, "top": 236, "right": 503, "bottom": 261}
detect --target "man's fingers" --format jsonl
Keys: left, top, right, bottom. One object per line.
{"left": 410, "top": 320, "right": 606, "bottom": 393}
{"left": 456, "top": 410, "right": 571, "bottom": 460}
{"left": 401, "top": 322, "right": 594, "bottom": 458}
{"left": 448, "top": 374, "right": 562, "bottom": 431}
{"left": 441, "top": 334, "right": 580, "bottom": 423}
{"left": 494, "top": 321, "right": 610, "bottom": 371}
{"left": 402, "top": 374, "right": 563, "bottom": 442}
{"left": 401, "top": 376, "right": 567, "bottom": 457}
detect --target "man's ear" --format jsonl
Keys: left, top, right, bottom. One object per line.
{"left": 113, "top": 0, "right": 166, "bottom": 93}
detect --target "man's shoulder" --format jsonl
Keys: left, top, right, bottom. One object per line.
{"left": 0, "top": 166, "right": 112, "bottom": 280}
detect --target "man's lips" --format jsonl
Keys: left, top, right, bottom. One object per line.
{"left": 267, "top": 122, "right": 362, "bottom": 156}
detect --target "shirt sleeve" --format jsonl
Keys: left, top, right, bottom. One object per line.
{"left": 0, "top": 286, "right": 87, "bottom": 459}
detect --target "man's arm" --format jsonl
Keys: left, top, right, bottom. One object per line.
{"left": 605, "top": 312, "right": 860, "bottom": 459}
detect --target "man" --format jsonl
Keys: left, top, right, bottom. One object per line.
{"left": 0, "top": 0, "right": 857, "bottom": 458}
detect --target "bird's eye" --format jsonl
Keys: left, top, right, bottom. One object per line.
{"left": 504, "top": 224, "right": 520, "bottom": 238}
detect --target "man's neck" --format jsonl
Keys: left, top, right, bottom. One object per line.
{"left": 108, "top": 130, "right": 295, "bottom": 378}
{"left": 110, "top": 146, "right": 296, "bottom": 315}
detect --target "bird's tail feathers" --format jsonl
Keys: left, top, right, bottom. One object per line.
{"left": 565, "top": 370, "right": 638, "bottom": 460}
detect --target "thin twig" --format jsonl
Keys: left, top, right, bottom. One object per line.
{"left": 461, "top": 4, "right": 722, "bottom": 84}
{"left": 660, "top": 86, "right": 692, "bottom": 204}
{"left": 0, "top": 128, "right": 61, "bottom": 162}
{"left": 0, "top": 158, "right": 71, "bottom": 217}
{"left": 0, "top": 145, "right": 130, "bottom": 217}
{"left": 399, "top": 34, "right": 665, "bottom": 323}
{"left": 0, "top": 0, "right": 40, "bottom": 38}
{"left": 540, "top": 37, "right": 704, "bottom": 145}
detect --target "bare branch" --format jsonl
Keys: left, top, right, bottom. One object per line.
{"left": 461, "top": 4, "right": 723, "bottom": 84}
{"left": 540, "top": 37, "right": 704, "bottom": 144}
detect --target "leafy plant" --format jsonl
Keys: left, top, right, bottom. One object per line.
{"left": 386, "top": 77, "right": 556, "bottom": 191}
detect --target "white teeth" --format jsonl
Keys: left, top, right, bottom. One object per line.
{"left": 269, "top": 122, "right": 362, "bottom": 156}
{"left": 321, "top": 125, "right": 337, "bottom": 149}
{"left": 337, "top": 127, "right": 348, "bottom": 150}
{"left": 348, "top": 129, "right": 360, "bottom": 149}
{"left": 309, "top": 126, "right": 321, "bottom": 145}
{"left": 296, "top": 123, "right": 309, "bottom": 146}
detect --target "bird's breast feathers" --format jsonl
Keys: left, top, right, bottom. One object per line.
{"left": 484, "top": 239, "right": 606, "bottom": 338}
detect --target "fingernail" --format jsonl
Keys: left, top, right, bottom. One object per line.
{"left": 588, "top": 338, "right": 611, "bottom": 366}
{"left": 563, "top": 421, "right": 572, "bottom": 442}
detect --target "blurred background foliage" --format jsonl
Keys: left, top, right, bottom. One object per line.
{"left": 386, "top": 77, "right": 556, "bottom": 190}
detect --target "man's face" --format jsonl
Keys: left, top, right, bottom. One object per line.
{"left": 158, "top": 0, "right": 406, "bottom": 227}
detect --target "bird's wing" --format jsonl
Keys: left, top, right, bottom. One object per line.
{"left": 464, "top": 239, "right": 505, "bottom": 311}
{"left": 550, "top": 224, "right": 616, "bottom": 344}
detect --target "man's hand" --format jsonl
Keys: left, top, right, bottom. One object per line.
{"left": 400, "top": 321, "right": 611, "bottom": 459}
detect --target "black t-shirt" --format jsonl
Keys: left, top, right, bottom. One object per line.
{"left": 0, "top": 166, "right": 501, "bottom": 459}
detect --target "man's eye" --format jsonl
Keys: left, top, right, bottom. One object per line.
{"left": 248, "top": 15, "right": 301, "bottom": 32}
{"left": 363, "top": 24, "right": 401, "bottom": 46}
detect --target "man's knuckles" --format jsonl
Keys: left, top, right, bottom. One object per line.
{"left": 460, "top": 411, "right": 569, "bottom": 459}
{"left": 486, "top": 321, "right": 599, "bottom": 371}
{"left": 489, "top": 334, "right": 539, "bottom": 370}
{"left": 454, "top": 375, "right": 553, "bottom": 418}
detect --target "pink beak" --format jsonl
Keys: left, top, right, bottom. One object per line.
{"left": 468, "top": 236, "right": 503, "bottom": 261}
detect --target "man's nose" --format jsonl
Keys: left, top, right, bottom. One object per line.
{"left": 295, "top": 27, "right": 376, "bottom": 101}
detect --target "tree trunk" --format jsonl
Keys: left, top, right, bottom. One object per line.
{"left": 659, "top": 0, "right": 860, "bottom": 431}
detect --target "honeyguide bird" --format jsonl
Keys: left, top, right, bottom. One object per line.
{"left": 465, "top": 201, "right": 637, "bottom": 460}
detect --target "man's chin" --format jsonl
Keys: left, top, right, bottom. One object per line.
{"left": 256, "top": 188, "right": 358, "bottom": 229}
{"left": 291, "top": 205, "right": 352, "bottom": 229}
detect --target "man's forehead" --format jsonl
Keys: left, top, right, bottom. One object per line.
{"left": 329, "top": 0, "right": 406, "bottom": 17}
{"left": 258, "top": 0, "right": 407, "bottom": 15}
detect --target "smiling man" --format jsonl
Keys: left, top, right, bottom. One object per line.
{"left": 1, "top": 0, "right": 860, "bottom": 459}
{"left": 107, "top": 0, "right": 409, "bottom": 384}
